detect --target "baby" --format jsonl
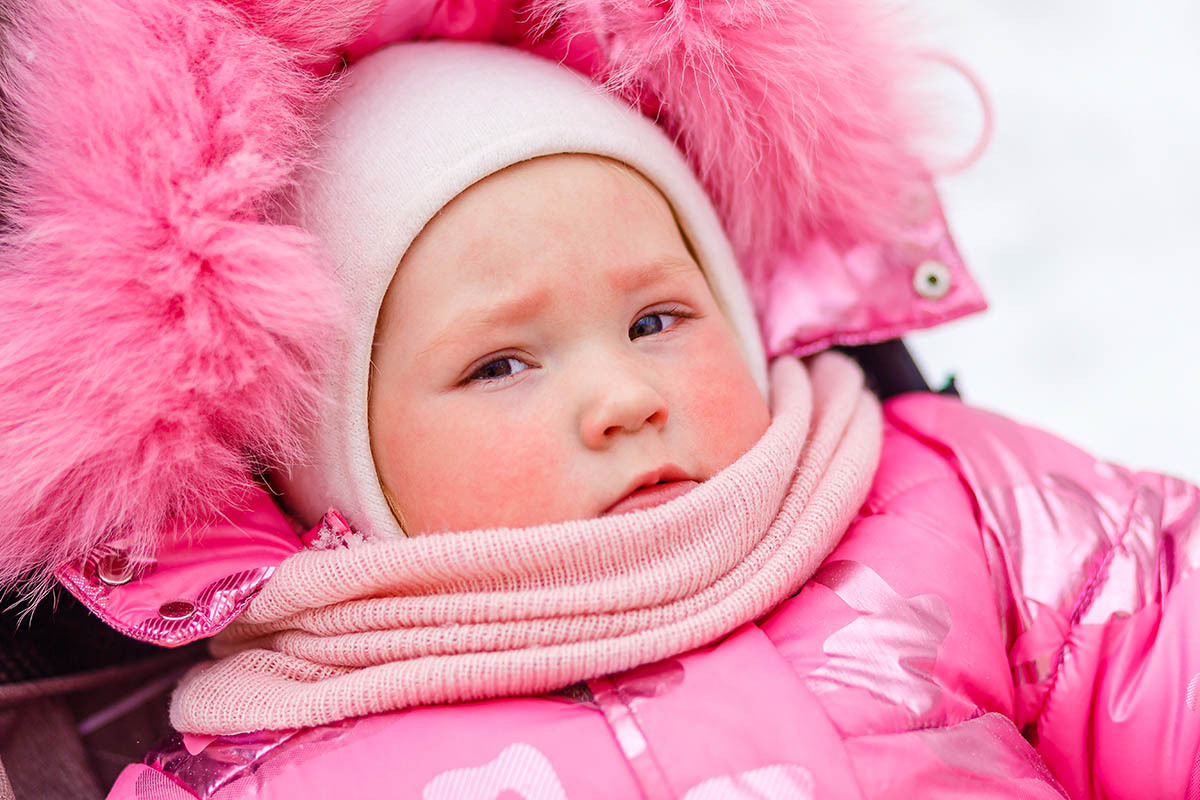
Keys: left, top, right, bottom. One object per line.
{"left": 2, "top": 2, "right": 1197, "bottom": 798}
{"left": 127, "top": 43, "right": 1200, "bottom": 799}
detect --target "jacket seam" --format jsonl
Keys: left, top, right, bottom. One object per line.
{"left": 158, "top": 767, "right": 205, "bottom": 800}
{"left": 861, "top": 468, "right": 947, "bottom": 514}
{"left": 840, "top": 706, "right": 991, "bottom": 740}
{"left": 864, "top": 416, "right": 973, "bottom": 514}
{"left": 1030, "top": 490, "right": 1138, "bottom": 725}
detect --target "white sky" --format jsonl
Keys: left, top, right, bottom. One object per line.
{"left": 901, "top": 1, "right": 1199, "bottom": 482}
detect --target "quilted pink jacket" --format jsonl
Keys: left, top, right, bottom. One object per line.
{"left": 75, "top": 392, "right": 1199, "bottom": 799}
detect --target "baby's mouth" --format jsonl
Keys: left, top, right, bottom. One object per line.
{"left": 602, "top": 475, "right": 699, "bottom": 516}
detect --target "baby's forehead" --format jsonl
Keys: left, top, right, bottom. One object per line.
{"left": 427, "top": 155, "right": 674, "bottom": 238}
{"left": 379, "top": 155, "right": 698, "bottom": 322}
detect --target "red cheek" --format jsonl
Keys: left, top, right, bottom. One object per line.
{"left": 461, "top": 430, "right": 564, "bottom": 523}
{"left": 386, "top": 402, "right": 574, "bottom": 533}
{"left": 672, "top": 332, "right": 770, "bottom": 474}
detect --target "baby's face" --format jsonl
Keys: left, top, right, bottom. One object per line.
{"left": 370, "top": 154, "right": 769, "bottom": 534}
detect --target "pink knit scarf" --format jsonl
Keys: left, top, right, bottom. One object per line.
{"left": 171, "top": 354, "right": 881, "bottom": 734}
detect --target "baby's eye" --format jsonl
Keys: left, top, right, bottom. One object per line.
{"left": 629, "top": 312, "right": 681, "bottom": 340}
{"left": 466, "top": 356, "right": 529, "bottom": 383}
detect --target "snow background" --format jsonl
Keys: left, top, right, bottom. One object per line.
{"left": 901, "top": 1, "right": 1200, "bottom": 482}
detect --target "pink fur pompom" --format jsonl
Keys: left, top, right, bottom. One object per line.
{"left": 0, "top": 0, "right": 352, "bottom": 597}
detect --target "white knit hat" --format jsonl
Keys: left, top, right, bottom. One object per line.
{"left": 278, "top": 41, "right": 768, "bottom": 538}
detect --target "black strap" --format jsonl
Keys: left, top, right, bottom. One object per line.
{"left": 835, "top": 339, "right": 955, "bottom": 400}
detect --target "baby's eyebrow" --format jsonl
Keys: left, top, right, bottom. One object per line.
{"left": 420, "top": 287, "right": 552, "bottom": 361}
{"left": 607, "top": 256, "right": 699, "bottom": 294}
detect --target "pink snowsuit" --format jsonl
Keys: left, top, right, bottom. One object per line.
{"left": 78, "top": 392, "right": 1199, "bottom": 799}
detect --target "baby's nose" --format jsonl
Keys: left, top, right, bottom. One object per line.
{"left": 579, "top": 372, "right": 668, "bottom": 450}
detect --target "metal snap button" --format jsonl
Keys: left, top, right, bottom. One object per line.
{"left": 913, "top": 260, "right": 952, "bottom": 300}
{"left": 97, "top": 552, "right": 135, "bottom": 586}
{"left": 158, "top": 600, "right": 196, "bottom": 621}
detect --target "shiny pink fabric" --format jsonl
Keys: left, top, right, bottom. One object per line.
{"left": 55, "top": 487, "right": 300, "bottom": 647}
{"left": 101, "top": 393, "right": 1200, "bottom": 798}
{"left": 760, "top": 203, "right": 985, "bottom": 357}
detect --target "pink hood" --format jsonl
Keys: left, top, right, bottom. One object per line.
{"left": 0, "top": 0, "right": 983, "bottom": 594}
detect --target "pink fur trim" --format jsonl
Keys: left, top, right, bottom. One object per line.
{"left": 231, "top": 0, "right": 382, "bottom": 58}
{"left": 0, "top": 0, "right": 357, "bottom": 597}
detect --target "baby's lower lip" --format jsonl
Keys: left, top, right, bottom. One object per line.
{"left": 603, "top": 480, "right": 699, "bottom": 516}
